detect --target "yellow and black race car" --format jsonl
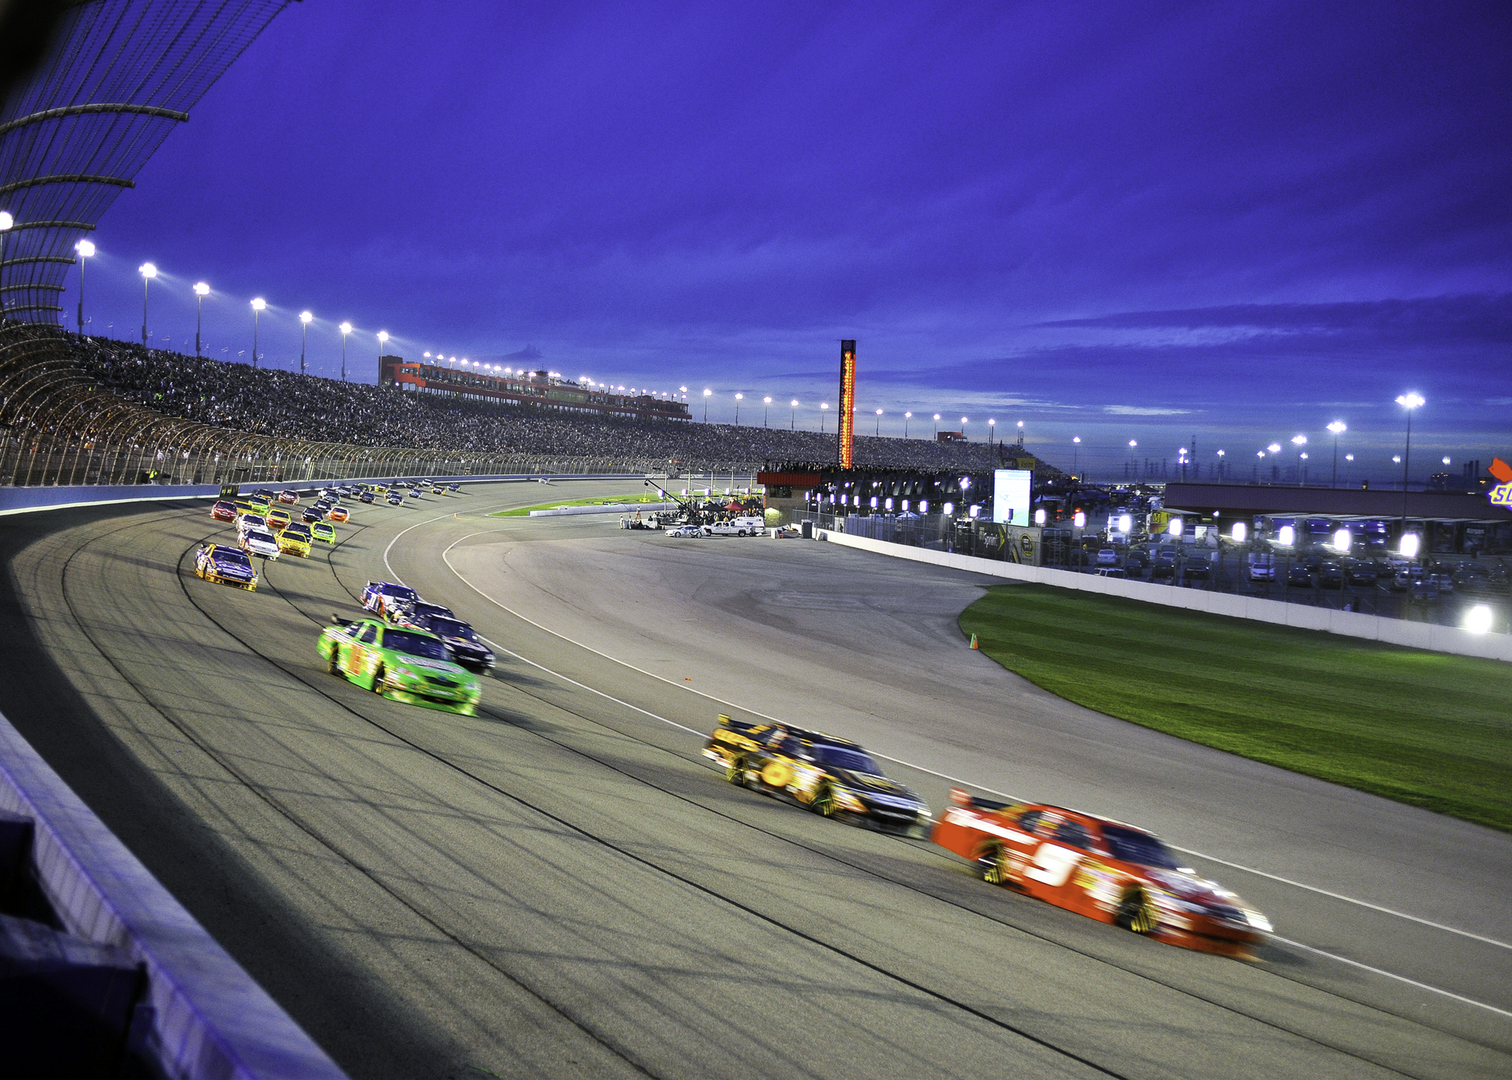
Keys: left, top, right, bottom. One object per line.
{"left": 703, "top": 715, "right": 930, "bottom": 835}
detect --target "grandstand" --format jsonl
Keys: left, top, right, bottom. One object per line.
{"left": 0, "top": 323, "right": 1047, "bottom": 484}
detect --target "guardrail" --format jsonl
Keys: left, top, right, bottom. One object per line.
{"left": 0, "top": 474, "right": 644, "bottom": 517}
{"left": 819, "top": 528, "right": 1512, "bottom": 663}
{"left": 527, "top": 502, "right": 678, "bottom": 517}
{"left": 0, "top": 711, "right": 347, "bottom": 1079}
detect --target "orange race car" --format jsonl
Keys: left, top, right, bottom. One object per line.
{"left": 327, "top": 505, "right": 350, "bottom": 523}
{"left": 931, "top": 790, "right": 1271, "bottom": 956}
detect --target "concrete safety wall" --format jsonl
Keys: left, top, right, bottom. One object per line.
{"left": 819, "top": 529, "right": 1512, "bottom": 663}
{"left": 0, "top": 474, "right": 643, "bottom": 518}
{"left": 528, "top": 502, "right": 678, "bottom": 517}
{"left": 0, "top": 712, "right": 346, "bottom": 1079}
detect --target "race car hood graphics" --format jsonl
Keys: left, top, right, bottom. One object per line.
{"left": 828, "top": 769, "right": 925, "bottom": 806}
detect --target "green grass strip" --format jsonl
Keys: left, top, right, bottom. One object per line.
{"left": 490, "top": 493, "right": 668, "bottom": 517}
{"left": 959, "top": 583, "right": 1512, "bottom": 831}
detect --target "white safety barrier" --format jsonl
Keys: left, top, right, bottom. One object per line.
{"left": 0, "top": 712, "right": 347, "bottom": 1078}
{"left": 818, "top": 529, "right": 1512, "bottom": 663}
{"left": 0, "top": 475, "right": 642, "bottom": 518}
{"left": 528, "top": 502, "right": 678, "bottom": 517}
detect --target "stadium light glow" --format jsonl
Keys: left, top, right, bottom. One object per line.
{"left": 942, "top": 502, "right": 954, "bottom": 515}
{"left": 1168, "top": 517, "right": 1184, "bottom": 538}
{"left": 920, "top": 500, "right": 930, "bottom": 513}
{"left": 1034, "top": 508, "right": 1046, "bottom": 525}
{"left": 1465, "top": 605, "right": 1494, "bottom": 635}
{"left": 1277, "top": 525, "right": 1295, "bottom": 546}
{"left": 1231, "top": 522, "right": 1247, "bottom": 543}
{"left": 1332, "top": 527, "right": 1352, "bottom": 553}
{"left": 1073, "top": 510, "right": 1086, "bottom": 528}
{"left": 1117, "top": 513, "right": 1133, "bottom": 534}
{"left": 1399, "top": 532, "right": 1420, "bottom": 559}
{"left": 0, "top": 211, "right": 11, "bottom": 231}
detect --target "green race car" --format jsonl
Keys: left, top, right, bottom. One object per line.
{"left": 318, "top": 616, "right": 482, "bottom": 714}
{"left": 310, "top": 520, "right": 337, "bottom": 544}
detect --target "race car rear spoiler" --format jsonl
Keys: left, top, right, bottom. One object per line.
{"left": 949, "top": 787, "right": 1019, "bottom": 814}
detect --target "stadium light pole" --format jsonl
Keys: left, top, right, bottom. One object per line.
{"left": 1215, "top": 448, "right": 1225, "bottom": 481}
{"left": 734, "top": 392, "right": 742, "bottom": 424}
{"left": 1396, "top": 392, "right": 1424, "bottom": 523}
{"left": 763, "top": 396, "right": 771, "bottom": 427}
{"left": 792, "top": 399, "right": 799, "bottom": 430}
{"left": 904, "top": 411, "right": 912, "bottom": 438}
{"left": 988, "top": 418, "right": 996, "bottom": 447}
{"left": 1072, "top": 436, "right": 1081, "bottom": 479}
{"left": 299, "top": 311, "right": 312, "bottom": 374}
{"left": 1327, "top": 420, "right": 1347, "bottom": 487}
{"left": 1128, "top": 439, "right": 1138, "bottom": 479}
{"left": 377, "top": 330, "right": 389, "bottom": 377}
{"left": 139, "top": 262, "right": 157, "bottom": 349}
{"left": 0, "top": 213, "right": 10, "bottom": 312}
{"left": 821, "top": 402, "right": 829, "bottom": 432}
{"left": 933, "top": 413, "right": 941, "bottom": 438}
{"left": 250, "top": 297, "right": 266, "bottom": 368}
{"left": 339, "top": 321, "right": 352, "bottom": 381}
{"left": 873, "top": 408, "right": 882, "bottom": 436}
{"left": 74, "top": 239, "right": 94, "bottom": 338}
{"left": 1290, "top": 434, "right": 1306, "bottom": 485}
{"left": 703, "top": 388, "right": 711, "bottom": 422}
{"left": 193, "top": 282, "right": 209, "bottom": 356}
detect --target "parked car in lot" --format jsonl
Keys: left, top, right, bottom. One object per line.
{"left": 1182, "top": 556, "right": 1210, "bottom": 580}
{"left": 1286, "top": 564, "right": 1313, "bottom": 587}
{"left": 1245, "top": 552, "right": 1275, "bottom": 581}
{"left": 1319, "top": 562, "right": 1344, "bottom": 588}
{"left": 1096, "top": 548, "right": 1119, "bottom": 566}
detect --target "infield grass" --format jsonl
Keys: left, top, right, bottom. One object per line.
{"left": 490, "top": 493, "right": 667, "bottom": 517}
{"left": 959, "top": 584, "right": 1512, "bottom": 831}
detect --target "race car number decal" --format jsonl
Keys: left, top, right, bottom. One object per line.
{"left": 1023, "top": 843, "right": 1082, "bottom": 888}
{"left": 345, "top": 644, "right": 365, "bottom": 676}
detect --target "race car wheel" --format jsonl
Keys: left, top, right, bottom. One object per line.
{"left": 811, "top": 782, "right": 836, "bottom": 817}
{"left": 327, "top": 646, "right": 342, "bottom": 678}
{"left": 724, "top": 754, "right": 745, "bottom": 785}
{"left": 1115, "top": 889, "right": 1157, "bottom": 935}
{"left": 978, "top": 843, "right": 1009, "bottom": 885}
{"left": 370, "top": 663, "right": 386, "bottom": 694}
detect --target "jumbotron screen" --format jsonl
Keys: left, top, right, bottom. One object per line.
{"left": 993, "top": 469, "right": 1032, "bottom": 526}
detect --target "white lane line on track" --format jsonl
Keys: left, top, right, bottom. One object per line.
{"left": 382, "top": 520, "right": 1512, "bottom": 1017}
{"left": 1270, "top": 936, "right": 1512, "bottom": 1020}
{"left": 424, "top": 530, "right": 1512, "bottom": 957}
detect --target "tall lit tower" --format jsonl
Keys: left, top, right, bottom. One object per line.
{"left": 838, "top": 340, "right": 856, "bottom": 469}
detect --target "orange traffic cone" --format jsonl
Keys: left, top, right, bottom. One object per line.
{"left": 969, "top": 633, "right": 979, "bottom": 650}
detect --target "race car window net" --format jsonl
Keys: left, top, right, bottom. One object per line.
{"left": 1100, "top": 825, "right": 1179, "bottom": 869}
{"left": 358, "top": 624, "right": 379, "bottom": 644}
{"left": 381, "top": 631, "right": 450, "bottom": 662}
{"left": 812, "top": 745, "right": 881, "bottom": 775}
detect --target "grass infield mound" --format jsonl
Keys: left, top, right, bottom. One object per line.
{"left": 959, "top": 583, "right": 1512, "bottom": 832}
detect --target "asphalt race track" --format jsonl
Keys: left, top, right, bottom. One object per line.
{"left": 0, "top": 480, "right": 1508, "bottom": 1079}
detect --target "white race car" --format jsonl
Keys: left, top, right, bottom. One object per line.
{"left": 239, "top": 527, "right": 281, "bottom": 559}
{"left": 665, "top": 525, "right": 703, "bottom": 538}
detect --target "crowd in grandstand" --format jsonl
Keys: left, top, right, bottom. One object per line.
{"left": 5, "top": 323, "right": 1044, "bottom": 474}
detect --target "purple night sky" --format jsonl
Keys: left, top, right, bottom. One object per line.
{"left": 64, "top": 1, "right": 1511, "bottom": 479}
